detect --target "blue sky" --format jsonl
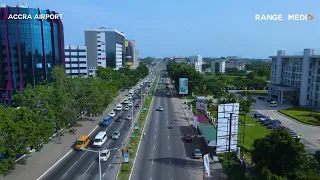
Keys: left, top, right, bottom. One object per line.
{"left": 6, "top": 0, "right": 320, "bottom": 58}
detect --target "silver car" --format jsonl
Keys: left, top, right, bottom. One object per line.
{"left": 112, "top": 131, "right": 120, "bottom": 139}
{"left": 158, "top": 106, "right": 164, "bottom": 111}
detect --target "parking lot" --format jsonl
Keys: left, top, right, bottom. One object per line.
{"left": 252, "top": 96, "right": 320, "bottom": 153}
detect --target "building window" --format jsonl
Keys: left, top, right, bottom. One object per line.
{"left": 98, "top": 45, "right": 101, "bottom": 47}
{"left": 36, "top": 63, "right": 42, "bottom": 68}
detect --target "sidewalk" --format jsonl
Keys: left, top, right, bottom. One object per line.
{"left": 2, "top": 91, "right": 127, "bottom": 180}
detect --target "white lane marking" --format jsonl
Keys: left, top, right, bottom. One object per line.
{"left": 108, "top": 164, "right": 111, "bottom": 168}
{"left": 168, "top": 136, "right": 169, "bottom": 139}
{"left": 155, "top": 128, "right": 156, "bottom": 131}
{"left": 150, "top": 177, "right": 153, "bottom": 180}
{"left": 153, "top": 145, "right": 155, "bottom": 149}
{"left": 167, "top": 120, "right": 168, "bottom": 124}
{"left": 83, "top": 161, "right": 95, "bottom": 175}
{"left": 103, "top": 173, "right": 106, "bottom": 177}
{"left": 117, "top": 121, "right": 125, "bottom": 131}
{"left": 170, "top": 159, "right": 172, "bottom": 164}
{"left": 168, "top": 146, "right": 170, "bottom": 150}
{"left": 80, "top": 148, "right": 89, "bottom": 158}
{"left": 62, "top": 161, "right": 78, "bottom": 177}
{"left": 156, "top": 120, "right": 157, "bottom": 124}
{"left": 155, "top": 135, "right": 156, "bottom": 138}
{"left": 114, "top": 156, "right": 117, "bottom": 158}
{"left": 152, "top": 159, "right": 154, "bottom": 164}
{"left": 171, "top": 178, "right": 173, "bottom": 180}
{"left": 37, "top": 124, "right": 100, "bottom": 180}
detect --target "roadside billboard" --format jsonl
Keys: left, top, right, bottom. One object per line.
{"left": 196, "top": 102, "right": 207, "bottom": 111}
{"left": 179, "top": 78, "right": 188, "bottom": 95}
{"left": 216, "top": 103, "right": 240, "bottom": 154}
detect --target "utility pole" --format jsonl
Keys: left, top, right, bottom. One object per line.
{"left": 228, "top": 113, "right": 233, "bottom": 169}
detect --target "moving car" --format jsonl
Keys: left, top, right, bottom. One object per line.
{"left": 124, "top": 106, "right": 130, "bottom": 111}
{"left": 112, "top": 131, "right": 120, "bottom": 139}
{"left": 193, "top": 148, "right": 202, "bottom": 159}
{"left": 115, "top": 104, "right": 123, "bottom": 111}
{"left": 115, "top": 116, "right": 122, "bottom": 122}
{"left": 135, "top": 103, "right": 141, "bottom": 107}
{"left": 184, "top": 134, "right": 192, "bottom": 142}
{"left": 128, "top": 101, "right": 133, "bottom": 107}
{"left": 100, "top": 149, "right": 111, "bottom": 162}
{"left": 93, "top": 131, "right": 108, "bottom": 147}
{"left": 108, "top": 111, "right": 115, "bottom": 117}
{"left": 158, "top": 106, "right": 164, "bottom": 111}
{"left": 166, "top": 92, "right": 170, "bottom": 96}
{"left": 75, "top": 135, "right": 90, "bottom": 150}
{"left": 126, "top": 115, "right": 132, "bottom": 120}
{"left": 257, "top": 96, "right": 266, "bottom": 100}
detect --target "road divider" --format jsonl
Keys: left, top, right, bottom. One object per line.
{"left": 117, "top": 73, "right": 160, "bottom": 180}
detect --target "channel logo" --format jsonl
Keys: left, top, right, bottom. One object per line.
{"left": 308, "top": 14, "right": 314, "bottom": 20}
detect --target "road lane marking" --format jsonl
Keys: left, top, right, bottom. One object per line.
{"left": 153, "top": 145, "right": 155, "bottom": 149}
{"left": 167, "top": 120, "right": 168, "bottom": 124}
{"left": 117, "top": 121, "right": 125, "bottom": 131}
{"left": 108, "top": 164, "right": 111, "bottom": 168}
{"left": 150, "top": 177, "right": 152, "bottom": 180}
{"left": 83, "top": 161, "right": 95, "bottom": 175}
{"left": 62, "top": 161, "right": 78, "bottom": 177}
{"left": 168, "top": 146, "right": 170, "bottom": 150}
{"left": 155, "top": 128, "right": 156, "bottom": 131}
{"left": 152, "top": 159, "right": 154, "bottom": 164}
{"left": 156, "top": 120, "right": 157, "bottom": 123}
{"left": 80, "top": 148, "right": 89, "bottom": 158}
{"left": 36, "top": 123, "right": 100, "bottom": 180}
{"left": 168, "top": 136, "right": 169, "bottom": 138}
{"left": 103, "top": 173, "right": 106, "bottom": 177}
{"left": 170, "top": 159, "right": 171, "bottom": 164}
{"left": 155, "top": 135, "right": 156, "bottom": 138}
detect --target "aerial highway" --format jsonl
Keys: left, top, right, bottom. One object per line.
{"left": 130, "top": 67, "right": 202, "bottom": 180}
{"left": 39, "top": 71, "right": 157, "bottom": 180}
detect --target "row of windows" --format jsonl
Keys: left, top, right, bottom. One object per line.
{"left": 66, "top": 67, "right": 87, "bottom": 70}
{"left": 67, "top": 73, "right": 87, "bottom": 76}
{"left": 65, "top": 49, "right": 86, "bottom": 52}
{"left": 65, "top": 61, "right": 87, "bottom": 64}
{"left": 65, "top": 55, "right": 86, "bottom": 58}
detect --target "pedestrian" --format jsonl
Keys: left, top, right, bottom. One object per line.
{"left": 121, "top": 148, "right": 125, "bottom": 155}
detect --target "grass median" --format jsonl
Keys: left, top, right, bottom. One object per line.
{"left": 279, "top": 107, "right": 320, "bottom": 126}
{"left": 118, "top": 73, "right": 160, "bottom": 180}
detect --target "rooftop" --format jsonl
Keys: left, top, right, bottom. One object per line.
{"left": 198, "top": 125, "right": 216, "bottom": 141}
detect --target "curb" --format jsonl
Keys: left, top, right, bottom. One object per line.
{"left": 275, "top": 111, "right": 320, "bottom": 128}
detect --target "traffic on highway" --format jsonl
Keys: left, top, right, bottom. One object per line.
{"left": 40, "top": 69, "right": 157, "bottom": 180}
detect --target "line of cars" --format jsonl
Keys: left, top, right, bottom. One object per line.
{"left": 253, "top": 112, "right": 301, "bottom": 140}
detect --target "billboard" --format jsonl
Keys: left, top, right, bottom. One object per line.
{"left": 196, "top": 102, "right": 207, "bottom": 111}
{"left": 179, "top": 78, "right": 188, "bottom": 95}
{"left": 216, "top": 103, "right": 240, "bottom": 154}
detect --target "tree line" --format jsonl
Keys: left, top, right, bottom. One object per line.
{"left": 0, "top": 65, "right": 149, "bottom": 175}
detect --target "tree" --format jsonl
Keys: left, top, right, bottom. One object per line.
{"left": 314, "top": 114, "right": 320, "bottom": 125}
{"left": 252, "top": 129, "right": 309, "bottom": 180}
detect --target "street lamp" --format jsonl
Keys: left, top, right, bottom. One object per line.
{"left": 79, "top": 148, "right": 118, "bottom": 180}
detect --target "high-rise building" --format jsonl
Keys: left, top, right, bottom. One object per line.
{"left": 125, "top": 40, "right": 139, "bottom": 69}
{"left": 269, "top": 49, "right": 320, "bottom": 107}
{"left": 190, "top": 55, "right": 203, "bottom": 72}
{"left": 64, "top": 45, "right": 88, "bottom": 77}
{"left": 211, "top": 60, "right": 226, "bottom": 74}
{"left": 85, "top": 28, "right": 125, "bottom": 73}
{"left": 0, "top": 5, "right": 65, "bottom": 105}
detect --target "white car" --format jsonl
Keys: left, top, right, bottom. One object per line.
{"left": 108, "top": 111, "right": 115, "bottom": 117}
{"left": 128, "top": 101, "right": 133, "bottom": 107}
{"left": 166, "top": 92, "right": 170, "bottom": 96}
{"left": 115, "top": 105, "right": 123, "bottom": 111}
{"left": 158, "top": 106, "right": 164, "bottom": 111}
{"left": 112, "top": 131, "right": 120, "bottom": 139}
{"left": 100, "top": 149, "right": 111, "bottom": 162}
{"left": 259, "top": 117, "right": 266, "bottom": 122}
{"left": 124, "top": 106, "right": 130, "bottom": 111}
{"left": 126, "top": 115, "right": 132, "bottom": 120}
{"left": 123, "top": 100, "right": 129, "bottom": 104}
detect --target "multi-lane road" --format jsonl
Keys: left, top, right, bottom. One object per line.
{"left": 130, "top": 72, "right": 203, "bottom": 180}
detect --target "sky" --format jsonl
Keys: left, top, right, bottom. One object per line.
{"left": 5, "top": 0, "right": 320, "bottom": 58}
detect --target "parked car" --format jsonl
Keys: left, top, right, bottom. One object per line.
{"left": 259, "top": 116, "right": 267, "bottom": 122}
{"left": 262, "top": 119, "right": 273, "bottom": 126}
{"left": 254, "top": 113, "right": 263, "bottom": 118}
{"left": 268, "top": 123, "right": 280, "bottom": 129}
{"left": 193, "top": 148, "right": 202, "bottom": 159}
{"left": 258, "top": 97, "right": 266, "bottom": 100}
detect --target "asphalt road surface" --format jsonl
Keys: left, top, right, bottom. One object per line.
{"left": 41, "top": 95, "right": 143, "bottom": 180}
{"left": 130, "top": 75, "right": 201, "bottom": 180}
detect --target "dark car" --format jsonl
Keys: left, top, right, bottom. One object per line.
{"left": 184, "top": 134, "right": 192, "bottom": 142}
{"left": 254, "top": 113, "right": 263, "bottom": 118}
{"left": 271, "top": 120, "right": 281, "bottom": 125}
{"left": 115, "top": 116, "right": 122, "bottom": 122}
{"left": 268, "top": 123, "right": 280, "bottom": 129}
{"left": 135, "top": 103, "right": 141, "bottom": 107}
{"left": 262, "top": 119, "right": 272, "bottom": 125}
{"left": 258, "top": 97, "right": 266, "bottom": 100}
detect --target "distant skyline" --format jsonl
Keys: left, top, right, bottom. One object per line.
{"left": 5, "top": 0, "right": 320, "bottom": 58}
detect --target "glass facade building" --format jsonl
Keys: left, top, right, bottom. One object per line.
{"left": 0, "top": 6, "right": 65, "bottom": 105}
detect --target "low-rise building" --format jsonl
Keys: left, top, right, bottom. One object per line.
{"left": 269, "top": 48, "right": 320, "bottom": 107}
{"left": 65, "top": 45, "right": 88, "bottom": 77}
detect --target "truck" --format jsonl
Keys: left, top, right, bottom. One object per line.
{"left": 102, "top": 115, "right": 112, "bottom": 126}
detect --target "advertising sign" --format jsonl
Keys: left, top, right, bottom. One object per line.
{"left": 193, "top": 116, "right": 198, "bottom": 129}
{"left": 179, "top": 78, "right": 188, "bottom": 95}
{"left": 196, "top": 102, "right": 207, "bottom": 111}
{"left": 216, "top": 103, "right": 240, "bottom": 154}
{"left": 124, "top": 152, "right": 130, "bottom": 163}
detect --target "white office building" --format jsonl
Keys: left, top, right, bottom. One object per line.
{"left": 64, "top": 45, "right": 88, "bottom": 77}
{"left": 190, "top": 55, "right": 203, "bottom": 72}
{"left": 211, "top": 60, "right": 226, "bottom": 74}
{"left": 269, "top": 49, "right": 320, "bottom": 107}
{"left": 85, "top": 27, "right": 125, "bottom": 71}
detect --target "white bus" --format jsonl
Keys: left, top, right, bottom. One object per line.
{"left": 93, "top": 131, "right": 107, "bottom": 147}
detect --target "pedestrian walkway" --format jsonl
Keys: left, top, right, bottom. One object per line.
{"left": 2, "top": 91, "right": 127, "bottom": 180}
